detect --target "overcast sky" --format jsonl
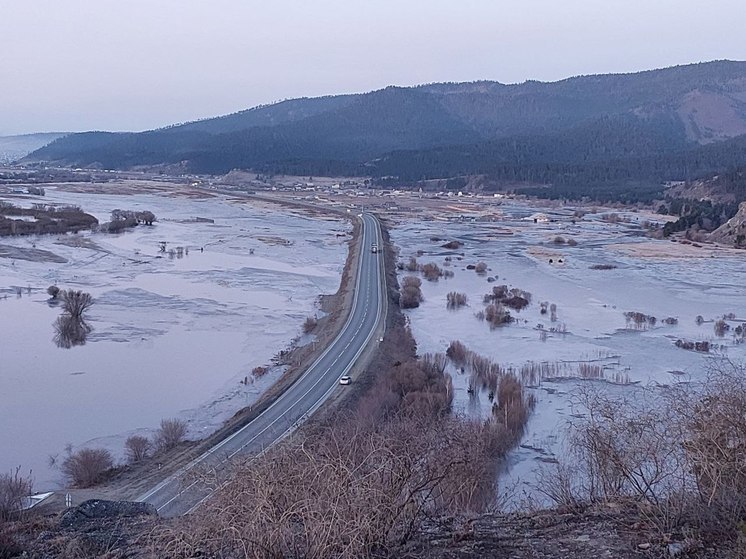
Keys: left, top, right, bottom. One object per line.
{"left": 1, "top": 0, "right": 744, "bottom": 135}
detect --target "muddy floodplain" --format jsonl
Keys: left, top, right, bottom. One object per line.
{"left": 0, "top": 185, "right": 349, "bottom": 488}
{"left": 389, "top": 199, "right": 745, "bottom": 505}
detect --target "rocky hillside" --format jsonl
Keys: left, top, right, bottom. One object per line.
{"left": 708, "top": 201, "right": 746, "bottom": 246}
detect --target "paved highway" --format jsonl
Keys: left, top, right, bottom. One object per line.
{"left": 137, "top": 212, "right": 385, "bottom": 517}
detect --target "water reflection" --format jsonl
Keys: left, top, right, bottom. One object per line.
{"left": 53, "top": 314, "right": 92, "bottom": 349}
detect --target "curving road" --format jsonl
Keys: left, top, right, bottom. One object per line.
{"left": 136, "top": 212, "right": 385, "bottom": 517}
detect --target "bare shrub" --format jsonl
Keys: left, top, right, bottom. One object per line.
{"left": 474, "top": 262, "right": 488, "bottom": 274}
{"left": 401, "top": 275, "right": 421, "bottom": 289}
{"left": 0, "top": 467, "right": 32, "bottom": 520}
{"left": 714, "top": 319, "right": 730, "bottom": 337}
{"left": 252, "top": 366, "right": 268, "bottom": 377}
{"left": 152, "top": 415, "right": 495, "bottom": 557}
{"left": 125, "top": 435, "right": 151, "bottom": 463}
{"left": 446, "top": 340, "right": 469, "bottom": 365}
{"left": 695, "top": 315, "right": 705, "bottom": 325}
{"left": 61, "top": 448, "right": 114, "bottom": 487}
{"left": 577, "top": 363, "right": 603, "bottom": 379}
{"left": 441, "top": 240, "right": 462, "bottom": 249}
{"left": 53, "top": 314, "right": 92, "bottom": 349}
{"left": 399, "top": 286, "right": 423, "bottom": 309}
{"left": 404, "top": 256, "right": 418, "bottom": 272}
{"left": 60, "top": 290, "right": 93, "bottom": 319}
{"left": 553, "top": 236, "right": 566, "bottom": 244}
{"left": 46, "top": 285, "right": 60, "bottom": 299}
{"left": 302, "top": 316, "right": 317, "bottom": 334}
{"left": 542, "top": 365, "right": 746, "bottom": 539}
{"left": 492, "top": 374, "right": 536, "bottom": 446}
{"left": 663, "top": 317, "right": 679, "bottom": 325}
{"left": 484, "top": 303, "right": 512, "bottom": 328}
{"left": 155, "top": 419, "right": 188, "bottom": 451}
{"left": 567, "top": 238, "right": 578, "bottom": 246}
{"left": 421, "top": 262, "right": 442, "bottom": 281}
{"left": 446, "top": 291, "right": 467, "bottom": 309}
{"left": 502, "top": 295, "right": 529, "bottom": 311}
{"left": 550, "top": 303, "right": 557, "bottom": 322}
{"left": 624, "top": 311, "right": 656, "bottom": 329}
{"left": 674, "top": 339, "right": 710, "bottom": 352}
{"left": 590, "top": 263, "right": 617, "bottom": 270}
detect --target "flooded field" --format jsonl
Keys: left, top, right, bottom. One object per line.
{"left": 390, "top": 200, "right": 746, "bottom": 506}
{"left": 0, "top": 186, "right": 349, "bottom": 488}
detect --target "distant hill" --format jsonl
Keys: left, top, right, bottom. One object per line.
{"left": 25, "top": 61, "right": 746, "bottom": 199}
{"left": 1, "top": 133, "right": 67, "bottom": 164}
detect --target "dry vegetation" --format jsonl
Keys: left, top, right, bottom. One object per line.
{"left": 61, "top": 448, "right": 114, "bottom": 488}
{"left": 538, "top": 362, "right": 746, "bottom": 553}
{"left": 399, "top": 275, "right": 424, "bottom": 309}
{"left": 446, "top": 291, "right": 468, "bottom": 309}
{"left": 0, "top": 469, "right": 32, "bottom": 522}
{"left": 302, "top": 316, "right": 318, "bottom": 334}
{"left": 139, "top": 318, "right": 535, "bottom": 558}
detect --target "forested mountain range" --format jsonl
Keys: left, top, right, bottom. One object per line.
{"left": 25, "top": 60, "right": 746, "bottom": 200}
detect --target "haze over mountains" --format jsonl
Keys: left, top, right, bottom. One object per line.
{"left": 0, "top": 133, "right": 66, "bottom": 164}
{"left": 25, "top": 61, "right": 746, "bottom": 199}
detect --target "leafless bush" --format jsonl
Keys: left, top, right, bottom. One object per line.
{"left": 61, "top": 448, "right": 114, "bottom": 487}
{"left": 46, "top": 285, "right": 60, "bottom": 299}
{"left": 590, "top": 263, "right": 617, "bottom": 270}
{"left": 541, "top": 364, "right": 746, "bottom": 539}
{"left": 567, "top": 238, "right": 578, "bottom": 246}
{"left": 155, "top": 419, "right": 188, "bottom": 451}
{"left": 663, "top": 317, "right": 679, "bottom": 325}
{"left": 446, "top": 340, "right": 469, "bottom": 365}
{"left": 302, "top": 316, "right": 317, "bottom": 334}
{"left": 714, "top": 319, "right": 730, "bottom": 337}
{"left": 125, "top": 435, "right": 151, "bottom": 463}
{"left": 577, "top": 363, "right": 604, "bottom": 379}
{"left": 401, "top": 275, "right": 421, "bottom": 289}
{"left": 400, "top": 286, "right": 423, "bottom": 309}
{"left": 492, "top": 374, "right": 536, "bottom": 447}
{"left": 446, "top": 291, "right": 468, "bottom": 309}
{"left": 550, "top": 303, "right": 557, "bottom": 322}
{"left": 474, "top": 261, "right": 488, "bottom": 274}
{"left": 675, "top": 339, "right": 710, "bottom": 352}
{"left": 53, "top": 314, "right": 92, "bottom": 349}
{"left": 421, "top": 262, "right": 442, "bottom": 281}
{"left": 0, "top": 468, "right": 32, "bottom": 521}
{"left": 150, "top": 415, "right": 496, "bottom": 558}
{"left": 252, "top": 365, "right": 268, "bottom": 377}
{"left": 553, "top": 236, "right": 566, "bottom": 244}
{"left": 404, "top": 256, "right": 418, "bottom": 272}
{"left": 624, "top": 310, "right": 656, "bottom": 329}
{"left": 60, "top": 290, "right": 93, "bottom": 319}
{"left": 696, "top": 315, "right": 705, "bottom": 325}
{"left": 484, "top": 303, "right": 512, "bottom": 328}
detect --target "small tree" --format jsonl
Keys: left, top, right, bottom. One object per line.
{"left": 156, "top": 418, "right": 188, "bottom": 451}
{"left": 61, "top": 448, "right": 114, "bottom": 487}
{"left": 125, "top": 435, "right": 152, "bottom": 463}
{"left": 474, "top": 262, "right": 488, "bottom": 274}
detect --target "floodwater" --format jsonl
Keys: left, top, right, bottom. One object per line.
{"left": 391, "top": 200, "right": 746, "bottom": 507}
{"left": 0, "top": 188, "right": 349, "bottom": 489}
